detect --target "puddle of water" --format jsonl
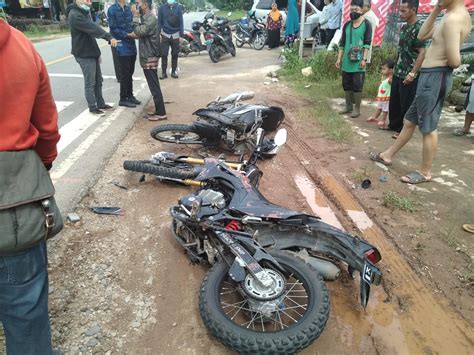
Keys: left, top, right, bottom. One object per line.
{"left": 440, "top": 169, "right": 458, "bottom": 178}
{"left": 432, "top": 177, "right": 455, "bottom": 187}
{"left": 294, "top": 175, "right": 344, "bottom": 230}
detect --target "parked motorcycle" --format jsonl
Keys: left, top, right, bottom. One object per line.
{"left": 150, "top": 92, "right": 285, "bottom": 155}
{"left": 179, "top": 17, "right": 211, "bottom": 56}
{"left": 204, "top": 13, "right": 236, "bottom": 63}
{"left": 169, "top": 128, "right": 383, "bottom": 353}
{"left": 235, "top": 15, "right": 267, "bottom": 50}
{"left": 124, "top": 128, "right": 287, "bottom": 188}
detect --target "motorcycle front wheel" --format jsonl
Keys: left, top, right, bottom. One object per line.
{"left": 252, "top": 32, "right": 266, "bottom": 50}
{"left": 235, "top": 36, "right": 244, "bottom": 48}
{"left": 209, "top": 44, "right": 221, "bottom": 63}
{"left": 199, "top": 250, "right": 330, "bottom": 354}
{"left": 229, "top": 42, "right": 236, "bottom": 57}
{"left": 150, "top": 124, "right": 203, "bottom": 144}
{"left": 123, "top": 160, "right": 199, "bottom": 179}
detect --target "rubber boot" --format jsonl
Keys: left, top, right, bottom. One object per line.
{"left": 351, "top": 92, "right": 362, "bottom": 118}
{"left": 339, "top": 91, "right": 353, "bottom": 114}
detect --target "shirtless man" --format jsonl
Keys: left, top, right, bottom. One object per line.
{"left": 369, "top": 0, "right": 471, "bottom": 184}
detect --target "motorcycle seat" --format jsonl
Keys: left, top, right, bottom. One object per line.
{"left": 193, "top": 109, "right": 238, "bottom": 127}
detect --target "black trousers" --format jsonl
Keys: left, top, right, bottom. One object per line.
{"left": 143, "top": 69, "right": 166, "bottom": 116}
{"left": 342, "top": 71, "right": 365, "bottom": 93}
{"left": 161, "top": 35, "right": 180, "bottom": 74}
{"left": 388, "top": 75, "right": 419, "bottom": 133}
{"left": 118, "top": 55, "right": 136, "bottom": 101}
{"left": 326, "top": 28, "right": 337, "bottom": 45}
{"left": 111, "top": 47, "right": 122, "bottom": 82}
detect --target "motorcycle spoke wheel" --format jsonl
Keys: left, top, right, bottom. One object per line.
{"left": 199, "top": 250, "right": 330, "bottom": 354}
{"left": 252, "top": 33, "right": 266, "bottom": 50}
{"left": 150, "top": 124, "right": 202, "bottom": 144}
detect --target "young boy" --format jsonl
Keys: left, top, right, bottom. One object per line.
{"left": 367, "top": 60, "right": 395, "bottom": 128}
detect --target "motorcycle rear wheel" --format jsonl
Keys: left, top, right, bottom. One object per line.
{"left": 209, "top": 44, "right": 221, "bottom": 63}
{"left": 123, "top": 160, "right": 199, "bottom": 179}
{"left": 252, "top": 32, "right": 266, "bottom": 50}
{"left": 199, "top": 250, "right": 330, "bottom": 354}
{"left": 150, "top": 124, "right": 203, "bottom": 144}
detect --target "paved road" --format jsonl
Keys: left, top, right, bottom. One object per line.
{"left": 33, "top": 11, "right": 208, "bottom": 214}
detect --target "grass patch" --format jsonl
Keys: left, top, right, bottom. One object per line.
{"left": 351, "top": 166, "right": 372, "bottom": 183}
{"left": 24, "top": 24, "right": 68, "bottom": 38}
{"left": 382, "top": 191, "right": 417, "bottom": 213}
{"left": 216, "top": 10, "right": 246, "bottom": 20}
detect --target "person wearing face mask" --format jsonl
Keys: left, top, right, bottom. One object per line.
{"left": 131, "top": 0, "right": 167, "bottom": 121}
{"left": 335, "top": 0, "right": 372, "bottom": 118}
{"left": 158, "top": 0, "right": 184, "bottom": 79}
{"left": 67, "top": 0, "right": 119, "bottom": 116}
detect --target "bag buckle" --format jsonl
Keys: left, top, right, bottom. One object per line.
{"left": 41, "top": 200, "right": 55, "bottom": 238}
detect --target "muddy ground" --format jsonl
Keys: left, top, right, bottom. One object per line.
{"left": 3, "top": 46, "right": 472, "bottom": 354}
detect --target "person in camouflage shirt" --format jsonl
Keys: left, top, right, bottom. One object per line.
{"left": 387, "top": 0, "right": 427, "bottom": 136}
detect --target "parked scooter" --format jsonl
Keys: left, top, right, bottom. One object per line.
{"left": 179, "top": 17, "right": 210, "bottom": 56}
{"left": 234, "top": 14, "right": 267, "bottom": 50}
{"left": 168, "top": 128, "right": 383, "bottom": 353}
{"left": 204, "top": 12, "right": 236, "bottom": 63}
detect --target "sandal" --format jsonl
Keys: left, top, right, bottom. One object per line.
{"left": 366, "top": 117, "right": 378, "bottom": 123}
{"left": 400, "top": 171, "right": 431, "bottom": 184}
{"left": 462, "top": 224, "right": 474, "bottom": 234}
{"left": 453, "top": 128, "right": 471, "bottom": 136}
{"left": 369, "top": 152, "right": 392, "bottom": 166}
{"left": 378, "top": 125, "right": 390, "bottom": 130}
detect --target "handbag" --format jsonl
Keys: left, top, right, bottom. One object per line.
{"left": 0, "top": 150, "right": 63, "bottom": 255}
{"left": 347, "top": 22, "right": 363, "bottom": 62}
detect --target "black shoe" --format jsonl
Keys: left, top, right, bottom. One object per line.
{"left": 98, "top": 104, "right": 114, "bottom": 110}
{"left": 171, "top": 71, "right": 179, "bottom": 78}
{"left": 160, "top": 72, "right": 168, "bottom": 79}
{"left": 89, "top": 108, "right": 105, "bottom": 116}
{"left": 119, "top": 100, "right": 136, "bottom": 108}
{"left": 128, "top": 96, "right": 141, "bottom": 105}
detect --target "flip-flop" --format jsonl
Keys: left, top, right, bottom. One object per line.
{"left": 462, "top": 224, "right": 474, "bottom": 234}
{"left": 453, "top": 128, "right": 471, "bottom": 136}
{"left": 378, "top": 125, "right": 390, "bottom": 130}
{"left": 400, "top": 171, "right": 431, "bottom": 184}
{"left": 369, "top": 152, "right": 392, "bottom": 166}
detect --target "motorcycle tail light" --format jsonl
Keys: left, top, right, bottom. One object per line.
{"left": 364, "top": 249, "right": 381, "bottom": 264}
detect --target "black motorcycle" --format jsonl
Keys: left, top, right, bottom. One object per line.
{"left": 204, "top": 15, "right": 236, "bottom": 63}
{"left": 235, "top": 15, "right": 267, "bottom": 50}
{"left": 169, "top": 129, "right": 383, "bottom": 354}
{"left": 150, "top": 92, "right": 285, "bottom": 155}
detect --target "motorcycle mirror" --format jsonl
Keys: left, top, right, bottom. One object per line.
{"left": 274, "top": 129, "right": 288, "bottom": 147}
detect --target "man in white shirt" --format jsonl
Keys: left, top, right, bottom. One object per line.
{"left": 326, "top": 0, "right": 342, "bottom": 45}
{"left": 362, "top": 0, "right": 379, "bottom": 63}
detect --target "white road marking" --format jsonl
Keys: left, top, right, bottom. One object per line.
{"left": 49, "top": 73, "right": 143, "bottom": 80}
{"left": 56, "top": 101, "right": 73, "bottom": 113}
{"left": 51, "top": 106, "right": 125, "bottom": 181}
{"left": 57, "top": 108, "right": 100, "bottom": 153}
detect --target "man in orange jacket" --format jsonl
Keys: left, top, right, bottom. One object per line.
{"left": 0, "top": 19, "right": 60, "bottom": 354}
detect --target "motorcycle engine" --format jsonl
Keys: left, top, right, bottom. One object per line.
{"left": 179, "top": 189, "right": 226, "bottom": 215}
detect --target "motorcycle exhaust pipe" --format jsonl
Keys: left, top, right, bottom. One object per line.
{"left": 290, "top": 250, "right": 341, "bottom": 281}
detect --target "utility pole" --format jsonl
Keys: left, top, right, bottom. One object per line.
{"left": 298, "top": 0, "right": 306, "bottom": 59}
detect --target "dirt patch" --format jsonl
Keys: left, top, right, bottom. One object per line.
{"left": 28, "top": 47, "right": 473, "bottom": 354}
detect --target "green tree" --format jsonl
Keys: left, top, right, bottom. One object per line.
{"left": 208, "top": 0, "right": 253, "bottom": 11}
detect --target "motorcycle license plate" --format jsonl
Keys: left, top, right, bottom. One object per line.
{"left": 205, "top": 39, "right": 213, "bottom": 45}
{"left": 362, "top": 262, "right": 376, "bottom": 284}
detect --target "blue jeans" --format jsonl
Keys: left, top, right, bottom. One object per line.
{"left": 0, "top": 242, "right": 52, "bottom": 355}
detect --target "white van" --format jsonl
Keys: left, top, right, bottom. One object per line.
{"left": 251, "top": 0, "right": 322, "bottom": 39}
